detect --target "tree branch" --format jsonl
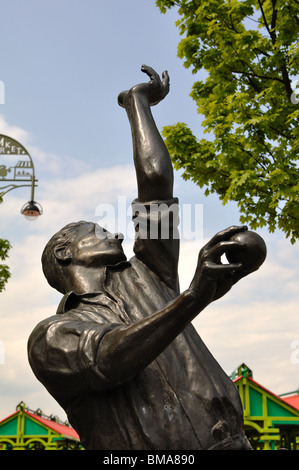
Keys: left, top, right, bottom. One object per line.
{"left": 258, "top": 0, "right": 274, "bottom": 42}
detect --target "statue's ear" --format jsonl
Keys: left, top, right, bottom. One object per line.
{"left": 54, "top": 245, "right": 72, "bottom": 262}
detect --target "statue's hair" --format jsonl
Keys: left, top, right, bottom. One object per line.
{"left": 41, "top": 221, "right": 89, "bottom": 294}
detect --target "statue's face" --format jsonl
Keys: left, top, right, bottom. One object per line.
{"left": 67, "top": 222, "right": 126, "bottom": 267}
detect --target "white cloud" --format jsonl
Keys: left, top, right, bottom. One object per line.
{"left": 0, "top": 115, "right": 29, "bottom": 144}
{"left": 0, "top": 113, "right": 92, "bottom": 172}
{"left": 193, "top": 297, "right": 299, "bottom": 395}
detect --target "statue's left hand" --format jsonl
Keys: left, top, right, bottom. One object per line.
{"left": 189, "top": 226, "right": 250, "bottom": 304}
{"left": 118, "top": 65, "right": 170, "bottom": 108}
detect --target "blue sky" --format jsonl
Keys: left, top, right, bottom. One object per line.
{"left": 0, "top": 0, "right": 298, "bottom": 421}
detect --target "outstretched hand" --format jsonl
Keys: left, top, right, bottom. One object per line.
{"left": 118, "top": 65, "right": 170, "bottom": 108}
{"left": 189, "top": 225, "right": 249, "bottom": 304}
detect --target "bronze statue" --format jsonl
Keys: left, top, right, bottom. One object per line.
{"left": 28, "top": 66, "right": 266, "bottom": 450}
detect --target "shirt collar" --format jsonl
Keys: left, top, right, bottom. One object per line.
{"left": 56, "top": 260, "right": 131, "bottom": 314}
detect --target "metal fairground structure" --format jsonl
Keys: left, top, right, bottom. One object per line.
{"left": 231, "top": 364, "right": 299, "bottom": 450}
{"left": 0, "top": 402, "right": 82, "bottom": 450}
{"left": 0, "top": 135, "right": 42, "bottom": 219}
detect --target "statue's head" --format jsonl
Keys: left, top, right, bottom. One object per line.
{"left": 41, "top": 221, "right": 126, "bottom": 294}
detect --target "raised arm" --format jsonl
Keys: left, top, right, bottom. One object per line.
{"left": 118, "top": 65, "right": 173, "bottom": 202}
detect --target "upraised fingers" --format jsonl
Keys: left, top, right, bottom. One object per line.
{"left": 141, "top": 64, "right": 160, "bottom": 83}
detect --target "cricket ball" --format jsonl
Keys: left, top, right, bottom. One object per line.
{"left": 226, "top": 230, "right": 267, "bottom": 273}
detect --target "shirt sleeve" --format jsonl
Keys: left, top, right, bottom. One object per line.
{"left": 131, "top": 197, "right": 180, "bottom": 292}
{"left": 27, "top": 311, "right": 124, "bottom": 401}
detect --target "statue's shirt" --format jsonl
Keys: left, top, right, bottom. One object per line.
{"left": 28, "top": 199, "right": 250, "bottom": 450}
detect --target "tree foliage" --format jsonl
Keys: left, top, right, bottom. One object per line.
{"left": 156, "top": 0, "right": 299, "bottom": 242}
{"left": 0, "top": 196, "right": 11, "bottom": 291}
{"left": 0, "top": 238, "right": 11, "bottom": 292}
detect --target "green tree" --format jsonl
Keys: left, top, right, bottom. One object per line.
{"left": 0, "top": 196, "right": 11, "bottom": 291}
{"left": 156, "top": 0, "right": 299, "bottom": 242}
{"left": 0, "top": 239, "right": 11, "bottom": 292}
